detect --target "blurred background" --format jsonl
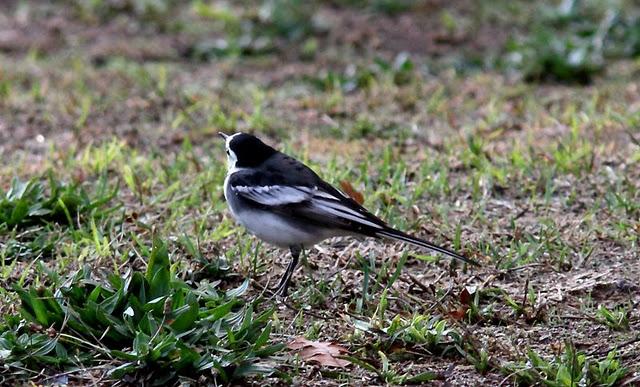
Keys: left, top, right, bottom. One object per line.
{"left": 1, "top": 0, "right": 640, "bottom": 151}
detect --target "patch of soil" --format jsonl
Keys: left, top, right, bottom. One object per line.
{"left": 322, "top": 0, "right": 509, "bottom": 58}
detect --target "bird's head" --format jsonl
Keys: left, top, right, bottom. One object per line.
{"left": 219, "top": 132, "right": 277, "bottom": 170}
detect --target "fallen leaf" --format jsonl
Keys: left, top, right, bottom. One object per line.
{"left": 339, "top": 180, "right": 364, "bottom": 205}
{"left": 459, "top": 287, "right": 471, "bottom": 305}
{"left": 551, "top": 341, "right": 564, "bottom": 354}
{"left": 448, "top": 306, "right": 468, "bottom": 320}
{"left": 460, "top": 286, "right": 476, "bottom": 305}
{"left": 287, "top": 337, "right": 351, "bottom": 368}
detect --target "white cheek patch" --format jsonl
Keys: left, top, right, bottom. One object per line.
{"left": 227, "top": 149, "right": 238, "bottom": 169}
{"left": 225, "top": 133, "right": 242, "bottom": 171}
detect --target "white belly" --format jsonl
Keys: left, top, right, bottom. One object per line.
{"left": 235, "top": 209, "right": 329, "bottom": 247}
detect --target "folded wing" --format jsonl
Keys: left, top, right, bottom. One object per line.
{"left": 232, "top": 184, "right": 313, "bottom": 206}
{"left": 227, "top": 168, "right": 477, "bottom": 265}
{"left": 229, "top": 170, "right": 386, "bottom": 233}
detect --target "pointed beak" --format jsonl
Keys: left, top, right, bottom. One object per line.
{"left": 218, "top": 132, "right": 228, "bottom": 140}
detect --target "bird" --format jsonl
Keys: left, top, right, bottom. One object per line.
{"left": 220, "top": 132, "right": 478, "bottom": 296}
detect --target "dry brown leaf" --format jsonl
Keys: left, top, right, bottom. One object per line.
{"left": 339, "top": 180, "right": 364, "bottom": 204}
{"left": 448, "top": 306, "right": 468, "bottom": 320}
{"left": 287, "top": 337, "right": 351, "bottom": 368}
{"left": 459, "top": 287, "right": 472, "bottom": 305}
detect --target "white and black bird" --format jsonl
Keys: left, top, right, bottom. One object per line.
{"left": 220, "top": 132, "right": 478, "bottom": 296}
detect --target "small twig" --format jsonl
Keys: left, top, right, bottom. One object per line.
{"left": 280, "top": 298, "right": 327, "bottom": 320}
{"left": 501, "top": 262, "right": 546, "bottom": 273}
{"left": 252, "top": 280, "right": 328, "bottom": 320}
{"left": 40, "top": 364, "right": 112, "bottom": 384}
{"left": 587, "top": 334, "right": 640, "bottom": 357}
{"left": 405, "top": 273, "right": 432, "bottom": 294}
{"left": 626, "top": 129, "right": 640, "bottom": 147}
{"left": 520, "top": 276, "right": 530, "bottom": 312}
{"left": 564, "top": 305, "right": 602, "bottom": 324}
{"left": 559, "top": 314, "right": 592, "bottom": 320}
{"left": 498, "top": 368, "right": 541, "bottom": 387}
{"left": 514, "top": 207, "right": 528, "bottom": 220}
{"left": 425, "top": 284, "right": 455, "bottom": 314}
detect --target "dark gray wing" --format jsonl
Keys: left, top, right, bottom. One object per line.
{"left": 227, "top": 153, "right": 477, "bottom": 264}
{"left": 227, "top": 163, "right": 388, "bottom": 235}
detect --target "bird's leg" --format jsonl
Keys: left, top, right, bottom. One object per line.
{"left": 273, "top": 245, "right": 301, "bottom": 297}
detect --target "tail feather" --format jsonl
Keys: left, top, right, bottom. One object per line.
{"left": 376, "top": 228, "right": 479, "bottom": 266}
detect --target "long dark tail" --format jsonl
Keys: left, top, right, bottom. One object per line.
{"left": 375, "top": 228, "right": 479, "bottom": 266}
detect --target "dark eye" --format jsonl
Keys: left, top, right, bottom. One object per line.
{"left": 226, "top": 150, "right": 230, "bottom": 156}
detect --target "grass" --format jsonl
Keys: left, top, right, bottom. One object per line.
{"left": 503, "top": 0, "right": 640, "bottom": 83}
{"left": 0, "top": 0, "right": 639, "bottom": 385}
{"left": 504, "top": 343, "right": 628, "bottom": 387}
{"left": 4, "top": 238, "right": 281, "bottom": 384}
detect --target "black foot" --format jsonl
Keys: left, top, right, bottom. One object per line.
{"left": 270, "top": 245, "right": 301, "bottom": 298}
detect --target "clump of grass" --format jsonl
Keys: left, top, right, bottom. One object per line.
{"left": 504, "top": 342, "right": 627, "bottom": 387}
{"left": 347, "top": 351, "right": 438, "bottom": 385}
{"left": 371, "top": 0, "right": 418, "bottom": 15}
{"left": 505, "top": 27, "right": 604, "bottom": 84}
{"left": 503, "top": 0, "right": 640, "bottom": 83}
{"left": 1, "top": 238, "right": 282, "bottom": 384}
{"left": 333, "top": 0, "right": 419, "bottom": 15}
{"left": 0, "top": 174, "right": 117, "bottom": 231}
{"left": 346, "top": 313, "right": 463, "bottom": 384}
{"left": 595, "top": 305, "right": 629, "bottom": 331}
{"left": 258, "top": 0, "right": 317, "bottom": 41}
{"left": 189, "top": 0, "right": 317, "bottom": 59}
{"left": 0, "top": 173, "right": 118, "bottom": 262}
{"left": 72, "top": 0, "right": 179, "bottom": 24}
{"left": 308, "top": 54, "right": 415, "bottom": 93}
{"left": 384, "top": 314, "right": 461, "bottom": 353}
